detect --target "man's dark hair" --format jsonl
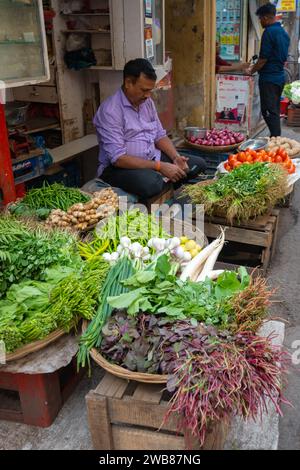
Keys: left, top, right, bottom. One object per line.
{"left": 256, "top": 2, "right": 276, "bottom": 17}
{"left": 123, "top": 58, "right": 157, "bottom": 83}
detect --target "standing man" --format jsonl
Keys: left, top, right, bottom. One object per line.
{"left": 93, "top": 58, "right": 206, "bottom": 199}
{"left": 247, "top": 3, "right": 290, "bottom": 137}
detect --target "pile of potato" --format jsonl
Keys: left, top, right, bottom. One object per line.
{"left": 45, "top": 188, "right": 118, "bottom": 231}
{"left": 267, "top": 137, "right": 300, "bottom": 158}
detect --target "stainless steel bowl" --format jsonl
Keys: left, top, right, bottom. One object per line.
{"left": 184, "top": 127, "right": 207, "bottom": 140}
{"left": 238, "top": 137, "right": 269, "bottom": 152}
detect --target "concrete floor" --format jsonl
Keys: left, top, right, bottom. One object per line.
{"left": 1, "top": 121, "right": 300, "bottom": 450}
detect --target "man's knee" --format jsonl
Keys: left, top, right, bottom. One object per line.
{"left": 188, "top": 156, "right": 207, "bottom": 175}
{"left": 140, "top": 172, "right": 164, "bottom": 199}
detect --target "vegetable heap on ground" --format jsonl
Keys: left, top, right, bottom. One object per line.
{"left": 267, "top": 136, "right": 300, "bottom": 158}
{"left": 78, "top": 208, "right": 169, "bottom": 261}
{"left": 45, "top": 188, "right": 118, "bottom": 231}
{"left": 224, "top": 148, "right": 296, "bottom": 174}
{"left": 9, "top": 182, "right": 91, "bottom": 220}
{"left": 183, "top": 162, "right": 289, "bottom": 223}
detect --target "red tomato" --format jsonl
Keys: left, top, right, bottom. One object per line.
{"left": 284, "top": 158, "right": 293, "bottom": 170}
{"left": 224, "top": 162, "right": 231, "bottom": 172}
{"left": 288, "top": 164, "right": 296, "bottom": 175}
{"left": 237, "top": 152, "right": 247, "bottom": 163}
{"left": 232, "top": 161, "right": 243, "bottom": 169}
{"left": 228, "top": 155, "right": 236, "bottom": 165}
{"left": 268, "top": 151, "right": 276, "bottom": 160}
{"left": 246, "top": 155, "right": 253, "bottom": 163}
{"left": 275, "top": 156, "right": 283, "bottom": 163}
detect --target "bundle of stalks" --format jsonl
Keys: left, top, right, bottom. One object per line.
{"left": 183, "top": 163, "right": 289, "bottom": 224}
{"left": 228, "top": 275, "right": 275, "bottom": 333}
{"left": 163, "top": 331, "right": 291, "bottom": 447}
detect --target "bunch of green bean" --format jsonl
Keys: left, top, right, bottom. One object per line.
{"left": 43, "top": 258, "right": 110, "bottom": 331}
{"left": 77, "top": 257, "right": 134, "bottom": 370}
{"left": 18, "top": 182, "right": 91, "bottom": 212}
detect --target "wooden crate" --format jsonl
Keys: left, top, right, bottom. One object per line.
{"left": 287, "top": 107, "right": 300, "bottom": 127}
{"left": 0, "top": 358, "right": 85, "bottom": 427}
{"left": 203, "top": 209, "right": 280, "bottom": 272}
{"left": 86, "top": 372, "right": 229, "bottom": 451}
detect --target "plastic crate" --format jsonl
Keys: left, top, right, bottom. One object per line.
{"left": 13, "top": 156, "right": 42, "bottom": 184}
{"left": 26, "top": 160, "right": 81, "bottom": 190}
{"left": 179, "top": 147, "right": 229, "bottom": 176}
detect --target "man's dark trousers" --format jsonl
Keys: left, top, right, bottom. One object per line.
{"left": 101, "top": 153, "right": 206, "bottom": 199}
{"left": 259, "top": 80, "right": 284, "bottom": 137}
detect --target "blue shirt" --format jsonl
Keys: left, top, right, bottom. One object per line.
{"left": 259, "top": 22, "right": 290, "bottom": 85}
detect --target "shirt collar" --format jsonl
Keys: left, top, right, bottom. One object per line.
{"left": 120, "top": 88, "right": 136, "bottom": 109}
{"left": 266, "top": 22, "right": 281, "bottom": 29}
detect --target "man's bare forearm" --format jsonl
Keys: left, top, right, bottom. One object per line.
{"left": 155, "top": 136, "right": 178, "bottom": 161}
{"left": 114, "top": 155, "right": 157, "bottom": 170}
{"left": 250, "top": 58, "right": 267, "bottom": 74}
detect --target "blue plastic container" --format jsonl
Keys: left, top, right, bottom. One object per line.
{"left": 179, "top": 147, "right": 229, "bottom": 176}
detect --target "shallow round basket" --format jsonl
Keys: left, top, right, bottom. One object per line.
{"left": 184, "top": 139, "right": 243, "bottom": 153}
{"left": 82, "top": 321, "right": 168, "bottom": 384}
{"left": 5, "top": 328, "right": 66, "bottom": 362}
{"left": 159, "top": 216, "right": 207, "bottom": 247}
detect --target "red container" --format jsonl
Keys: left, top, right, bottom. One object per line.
{"left": 280, "top": 98, "right": 290, "bottom": 116}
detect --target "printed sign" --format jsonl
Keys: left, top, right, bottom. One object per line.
{"left": 144, "top": 27, "right": 154, "bottom": 59}
{"left": 272, "top": 0, "right": 296, "bottom": 11}
{"left": 145, "top": 0, "right": 152, "bottom": 17}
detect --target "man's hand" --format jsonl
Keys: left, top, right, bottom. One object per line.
{"left": 174, "top": 155, "right": 189, "bottom": 173}
{"left": 160, "top": 162, "right": 187, "bottom": 183}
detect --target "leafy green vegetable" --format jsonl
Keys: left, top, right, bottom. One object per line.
{"left": 108, "top": 256, "right": 250, "bottom": 326}
{"left": 183, "top": 163, "right": 288, "bottom": 223}
{"left": 0, "top": 216, "right": 80, "bottom": 297}
{"left": 0, "top": 259, "right": 109, "bottom": 353}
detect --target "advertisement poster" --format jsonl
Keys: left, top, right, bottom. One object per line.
{"left": 216, "top": 0, "right": 242, "bottom": 61}
{"left": 216, "top": 75, "right": 250, "bottom": 125}
{"left": 144, "top": 27, "right": 154, "bottom": 59}
{"left": 145, "top": 0, "right": 152, "bottom": 16}
{"left": 272, "top": 0, "right": 296, "bottom": 11}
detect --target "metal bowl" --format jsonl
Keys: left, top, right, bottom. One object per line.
{"left": 238, "top": 137, "right": 269, "bottom": 152}
{"left": 184, "top": 127, "right": 207, "bottom": 140}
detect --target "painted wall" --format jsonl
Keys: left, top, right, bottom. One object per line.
{"left": 165, "top": 0, "right": 215, "bottom": 131}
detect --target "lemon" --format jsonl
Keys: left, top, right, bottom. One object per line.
{"left": 190, "top": 248, "right": 199, "bottom": 258}
{"left": 180, "top": 236, "right": 189, "bottom": 244}
{"left": 185, "top": 240, "right": 197, "bottom": 251}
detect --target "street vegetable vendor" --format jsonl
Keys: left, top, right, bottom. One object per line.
{"left": 93, "top": 58, "right": 206, "bottom": 199}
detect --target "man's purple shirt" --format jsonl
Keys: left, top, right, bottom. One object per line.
{"left": 93, "top": 88, "right": 167, "bottom": 177}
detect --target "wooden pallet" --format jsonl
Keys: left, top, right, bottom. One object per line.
{"left": 86, "top": 372, "right": 229, "bottom": 451}
{"left": 203, "top": 209, "right": 280, "bottom": 272}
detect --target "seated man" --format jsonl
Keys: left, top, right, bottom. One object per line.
{"left": 93, "top": 58, "right": 206, "bottom": 199}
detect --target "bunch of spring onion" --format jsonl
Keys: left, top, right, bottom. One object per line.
{"left": 102, "top": 236, "right": 194, "bottom": 268}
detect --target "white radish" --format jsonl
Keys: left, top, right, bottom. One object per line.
{"left": 197, "top": 230, "right": 225, "bottom": 282}
{"left": 180, "top": 231, "right": 224, "bottom": 282}
{"left": 202, "top": 269, "right": 224, "bottom": 281}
